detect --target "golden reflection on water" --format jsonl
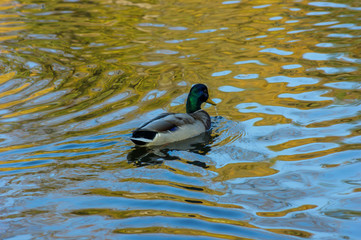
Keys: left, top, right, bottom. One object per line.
{"left": 257, "top": 204, "right": 317, "bottom": 217}
{"left": 87, "top": 188, "right": 244, "bottom": 210}
{"left": 266, "top": 229, "right": 312, "bottom": 239}
{"left": 119, "top": 177, "right": 225, "bottom": 196}
{"left": 113, "top": 227, "right": 246, "bottom": 240}
{"left": 0, "top": 0, "right": 360, "bottom": 239}
{"left": 212, "top": 162, "right": 278, "bottom": 181}
{"left": 72, "top": 207, "right": 312, "bottom": 239}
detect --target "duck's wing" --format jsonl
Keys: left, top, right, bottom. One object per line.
{"left": 137, "top": 113, "right": 196, "bottom": 132}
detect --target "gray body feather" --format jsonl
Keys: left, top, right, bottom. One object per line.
{"left": 131, "top": 110, "right": 211, "bottom": 146}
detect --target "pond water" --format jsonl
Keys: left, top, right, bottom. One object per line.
{"left": 1, "top": 0, "right": 360, "bottom": 239}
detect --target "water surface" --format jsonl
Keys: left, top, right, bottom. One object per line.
{"left": 0, "top": 0, "right": 360, "bottom": 239}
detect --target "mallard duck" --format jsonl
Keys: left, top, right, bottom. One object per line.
{"left": 131, "top": 83, "right": 216, "bottom": 146}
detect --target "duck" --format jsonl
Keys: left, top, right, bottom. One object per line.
{"left": 131, "top": 83, "right": 216, "bottom": 146}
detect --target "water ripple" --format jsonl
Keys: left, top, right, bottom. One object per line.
{"left": 1, "top": 0, "right": 360, "bottom": 239}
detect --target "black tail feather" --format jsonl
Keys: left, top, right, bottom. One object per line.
{"left": 132, "top": 130, "right": 157, "bottom": 140}
{"left": 131, "top": 131, "right": 157, "bottom": 145}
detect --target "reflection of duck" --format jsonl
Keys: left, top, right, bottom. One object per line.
{"left": 131, "top": 84, "right": 216, "bottom": 146}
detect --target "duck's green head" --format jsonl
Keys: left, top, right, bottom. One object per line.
{"left": 186, "top": 83, "right": 216, "bottom": 113}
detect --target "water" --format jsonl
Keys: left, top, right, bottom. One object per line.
{"left": 0, "top": 0, "right": 360, "bottom": 239}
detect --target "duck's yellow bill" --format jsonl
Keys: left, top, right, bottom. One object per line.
{"left": 206, "top": 98, "right": 217, "bottom": 105}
